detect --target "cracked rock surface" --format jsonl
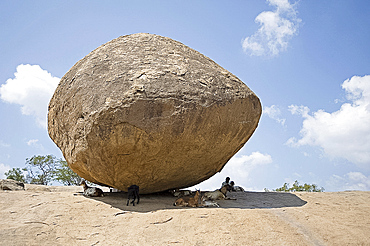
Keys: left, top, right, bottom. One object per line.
{"left": 48, "top": 33, "right": 262, "bottom": 193}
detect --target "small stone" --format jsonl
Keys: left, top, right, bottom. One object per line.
{"left": 0, "top": 179, "right": 25, "bottom": 191}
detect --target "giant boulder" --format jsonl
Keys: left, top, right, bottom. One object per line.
{"left": 48, "top": 33, "right": 261, "bottom": 193}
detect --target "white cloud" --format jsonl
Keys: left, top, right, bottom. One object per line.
{"left": 27, "top": 139, "right": 39, "bottom": 146}
{"left": 195, "top": 152, "right": 273, "bottom": 191}
{"left": 293, "top": 172, "right": 302, "bottom": 178}
{"left": 0, "top": 163, "right": 11, "bottom": 179}
{"left": 288, "top": 105, "right": 310, "bottom": 117}
{"left": 264, "top": 105, "right": 286, "bottom": 126}
{"left": 0, "top": 64, "right": 60, "bottom": 129}
{"left": 288, "top": 75, "right": 370, "bottom": 169}
{"left": 242, "top": 0, "right": 301, "bottom": 57}
{"left": 327, "top": 172, "right": 370, "bottom": 191}
{"left": 27, "top": 139, "right": 44, "bottom": 150}
{"left": 225, "top": 152, "right": 273, "bottom": 177}
{"left": 0, "top": 140, "right": 10, "bottom": 148}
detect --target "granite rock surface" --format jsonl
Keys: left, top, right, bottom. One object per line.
{"left": 48, "top": 33, "right": 261, "bottom": 193}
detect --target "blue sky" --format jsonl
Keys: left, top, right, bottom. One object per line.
{"left": 1, "top": 0, "right": 370, "bottom": 191}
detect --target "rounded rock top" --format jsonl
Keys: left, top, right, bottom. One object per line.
{"left": 48, "top": 33, "right": 262, "bottom": 193}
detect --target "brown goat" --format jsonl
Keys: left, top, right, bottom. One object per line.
{"left": 173, "top": 190, "right": 201, "bottom": 207}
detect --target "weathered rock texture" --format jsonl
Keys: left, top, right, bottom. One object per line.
{"left": 48, "top": 33, "right": 262, "bottom": 193}
{"left": 0, "top": 179, "right": 25, "bottom": 191}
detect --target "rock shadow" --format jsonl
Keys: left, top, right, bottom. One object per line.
{"left": 82, "top": 191, "right": 307, "bottom": 213}
{"left": 217, "top": 191, "right": 307, "bottom": 209}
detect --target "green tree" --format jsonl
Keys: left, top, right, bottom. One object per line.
{"left": 274, "top": 182, "right": 290, "bottom": 192}
{"left": 25, "top": 155, "right": 82, "bottom": 186}
{"left": 4, "top": 167, "right": 27, "bottom": 183}
{"left": 25, "top": 155, "right": 59, "bottom": 185}
{"left": 53, "top": 159, "right": 82, "bottom": 186}
{"left": 6, "top": 155, "right": 82, "bottom": 186}
{"left": 266, "top": 180, "right": 324, "bottom": 192}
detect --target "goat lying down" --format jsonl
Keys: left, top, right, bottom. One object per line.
{"left": 230, "top": 181, "right": 245, "bottom": 192}
{"left": 203, "top": 185, "right": 235, "bottom": 201}
{"left": 233, "top": 186, "right": 245, "bottom": 192}
{"left": 80, "top": 180, "right": 104, "bottom": 197}
{"left": 170, "top": 189, "right": 192, "bottom": 197}
{"left": 200, "top": 200, "right": 220, "bottom": 207}
{"left": 173, "top": 190, "right": 201, "bottom": 207}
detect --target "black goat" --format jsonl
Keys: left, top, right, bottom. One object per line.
{"left": 127, "top": 185, "right": 140, "bottom": 206}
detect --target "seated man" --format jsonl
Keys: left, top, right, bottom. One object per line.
{"left": 221, "top": 177, "right": 230, "bottom": 188}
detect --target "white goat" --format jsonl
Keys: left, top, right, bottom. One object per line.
{"left": 203, "top": 185, "right": 231, "bottom": 201}
{"left": 230, "top": 181, "right": 245, "bottom": 192}
{"left": 200, "top": 199, "right": 220, "bottom": 207}
{"left": 233, "top": 186, "right": 245, "bottom": 192}
{"left": 80, "top": 180, "right": 104, "bottom": 197}
{"left": 170, "top": 189, "right": 192, "bottom": 197}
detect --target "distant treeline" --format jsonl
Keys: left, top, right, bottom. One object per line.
{"left": 265, "top": 180, "right": 324, "bottom": 192}
{"left": 5, "top": 155, "right": 82, "bottom": 186}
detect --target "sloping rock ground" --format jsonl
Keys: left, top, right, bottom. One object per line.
{"left": 0, "top": 186, "right": 369, "bottom": 245}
